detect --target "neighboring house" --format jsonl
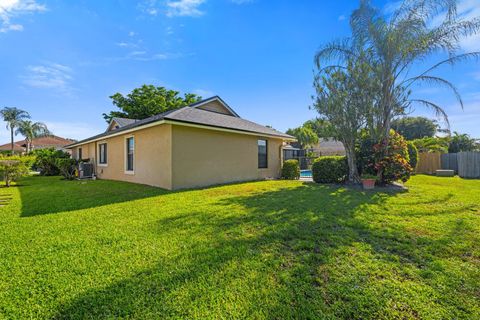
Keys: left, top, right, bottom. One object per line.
{"left": 66, "top": 96, "right": 295, "bottom": 190}
{"left": 311, "top": 138, "right": 346, "bottom": 156}
{"left": 0, "top": 135, "right": 76, "bottom": 153}
{"left": 286, "top": 138, "right": 346, "bottom": 157}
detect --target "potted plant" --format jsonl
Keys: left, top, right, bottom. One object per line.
{"left": 361, "top": 174, "right": 377, "bottom": 190}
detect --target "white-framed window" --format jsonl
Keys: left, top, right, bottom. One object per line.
{"left": 125, "top": 136, "right": 134, "bottom": 173}
{"left": 98, "top": 143, "right": 108, "bottom": 166}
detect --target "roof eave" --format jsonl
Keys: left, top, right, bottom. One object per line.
{"left": 66, "top": 119, "right": 295, "bottom": 148}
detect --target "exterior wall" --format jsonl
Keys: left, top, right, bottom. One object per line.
{"left": 196, "top": 101, "right": 233, "bottom": 116}
{"left": 72, "top": 142, "right": 95, "bottom": 160}
{"left": 72, "top": 124, "right": 173, "bottom": 189}
{"left": 70, "top": 123, "right": 284, "bottom": 190}
{"left": 171, "top": 125, "right": 283, "bottom": 190}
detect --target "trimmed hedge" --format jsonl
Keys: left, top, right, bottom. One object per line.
{"left": 407, "top": 141, "right": 419, "bottom": 171}
{"left": 312, "top": 156, "right": 348, "bottom": 183}
{"left": 281, "top": 159, "right": 300, "bottom": 180}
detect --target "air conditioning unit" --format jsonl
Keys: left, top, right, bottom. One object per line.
{"left": 78, "top": 162, "right": 94, "bottom": 179}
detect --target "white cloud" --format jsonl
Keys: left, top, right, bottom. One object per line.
{"left": 338, "top": 15, "right": 346, "bottom": 21}
{"left": 0, "top": 0, "right": 46, "bottom": 32}
{"left": 166, "top": 0, "right": 205, "bottom": 17}
{"left": 131, "top": 53, "right": 172, "bottom": 61}
{"left": 116, "top": 42, "right": 129, "bottom": 47}
{"left": 138, "top": 0, "right": 205, "bottom": 17}
{"left": 21, "top": 63, "right": 73, "bottom": 94}
{"left": 130, "top": 50, "right": 147, "bottom": 56}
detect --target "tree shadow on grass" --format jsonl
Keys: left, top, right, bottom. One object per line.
{"left": 53, "top": 183, "right": 412, "bottom": 319}
{"left": 52, "top": 182, "right": 479, "bottom": 319}
{"left": 18, "top": 176, "right": 170, "bottom": 217}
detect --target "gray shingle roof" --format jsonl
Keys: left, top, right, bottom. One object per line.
{"left": 66, "top": 97, "right": 294, "bottom": 148}
{"left": 165, "top": 107, "right": 292, "bottom": 139}
{"left": 112, "top": 117, "right": 137, "bottom": 127}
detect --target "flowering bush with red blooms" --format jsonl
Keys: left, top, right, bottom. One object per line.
{"left": 357, "top": 130, "right": 413, "bottom": 184}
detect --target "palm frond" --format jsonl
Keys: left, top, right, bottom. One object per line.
{"left": 316, "top": 65, "right": 348, "bottom": 74}
{"left": 314, "top": 39, "right": 354, "bottom": 68}
{"left": 402, "top": 75, "right": 463, "bottom": 109}
{"left": 418, "top": 52, "right": 480, "bottom": 77}
{"left": 350, "top": 0, "right": 378, "bottom": 46}
{"left": 410, "top": 99, "right": 450, "bottom": 128}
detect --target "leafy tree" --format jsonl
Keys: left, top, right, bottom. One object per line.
{"left": 0, "top": 107, "right": 30, "bottom": 154}
{"left": 412, "top": 136, "right": 450, "bottom": 153}
{"left": 15, "top": 120, "right": 50, "bottom": 153}
{"left": 286, "top": 126, "right": 319, "bottom": 149}
{"left": 316, "top": 0, "right": 480, "bottom": 181}
{"left": 0, "top": 156, "right": 33, "bottom": 187}
{"left": 31, "top": 148, "right": 71, "bottom": 176}
{"left": 391, "top": 117, "right": 438, "bottom": 140}
{"left": 303, "top": 119, "right": 336, "bottom": 139}
{"left": 103, "top": 85, "right": 202, "bottom": 122}
{"left": 448, "top": 132, "right": 479, "bottom": 153}
{"left": 313, "top": 51, "right": 379, "bottom": 183}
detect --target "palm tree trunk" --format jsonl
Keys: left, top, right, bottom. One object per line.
{"left": 10, "top": 127, "right": 14, "bottom": 155}
{"left": 343, "top": 140, "right": 360, "bottom": 184}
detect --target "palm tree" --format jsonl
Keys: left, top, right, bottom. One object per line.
{"left": 0, "top": 107, "right": 30, "bottom": 154}
{"left": 15, "top": 120, "right": 50, "bottom": 153}
{"left": 315, "top": 0, "right": 480, "bottom": 180}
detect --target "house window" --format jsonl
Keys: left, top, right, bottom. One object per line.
{"left": 258, "top": 139, "right": 268, "bottom": 168}
{"left": 126, "top": 137, "right": 134, "bottom": 172}
{"left": 78, "top": 148, "right": 82, "bottom": 160}
{"left": 99, "top": 143, "right": 107, "bottom": 165}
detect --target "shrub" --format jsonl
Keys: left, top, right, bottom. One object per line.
{"left": 281, "top": 160, "right": 300, "bottom": 180}
{"left": 357, "top": 130, "right": 413, "bottom": 184}
{"left": 56, "top": 158, "right": 78, "bottom": 180}
{"left": 31, "top": 148, "right": 71, "bottom": 176}
{"left": 0, "top": 156, "right": 32, "bottom": 187}
{"left": 406, "top": 141, "right": 419, "bottom": 171}
{"left": 312, "top": 156, "right": 348, "bottom": 183}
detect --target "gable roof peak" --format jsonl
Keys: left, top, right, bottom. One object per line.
{"left": 189, "top": 96, "right": 240, "bottom": 118}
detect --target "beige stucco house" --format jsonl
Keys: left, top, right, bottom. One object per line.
{"left": 66, "top": 96, "right": 294, "bottom": 190}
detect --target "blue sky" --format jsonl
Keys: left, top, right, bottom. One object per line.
{"left": 0, "top": 0, "right": 479, "bottom": 143}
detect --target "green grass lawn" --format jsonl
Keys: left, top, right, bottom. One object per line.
{"left": 0, "top": 175, "right": 479, "bottom": 319}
